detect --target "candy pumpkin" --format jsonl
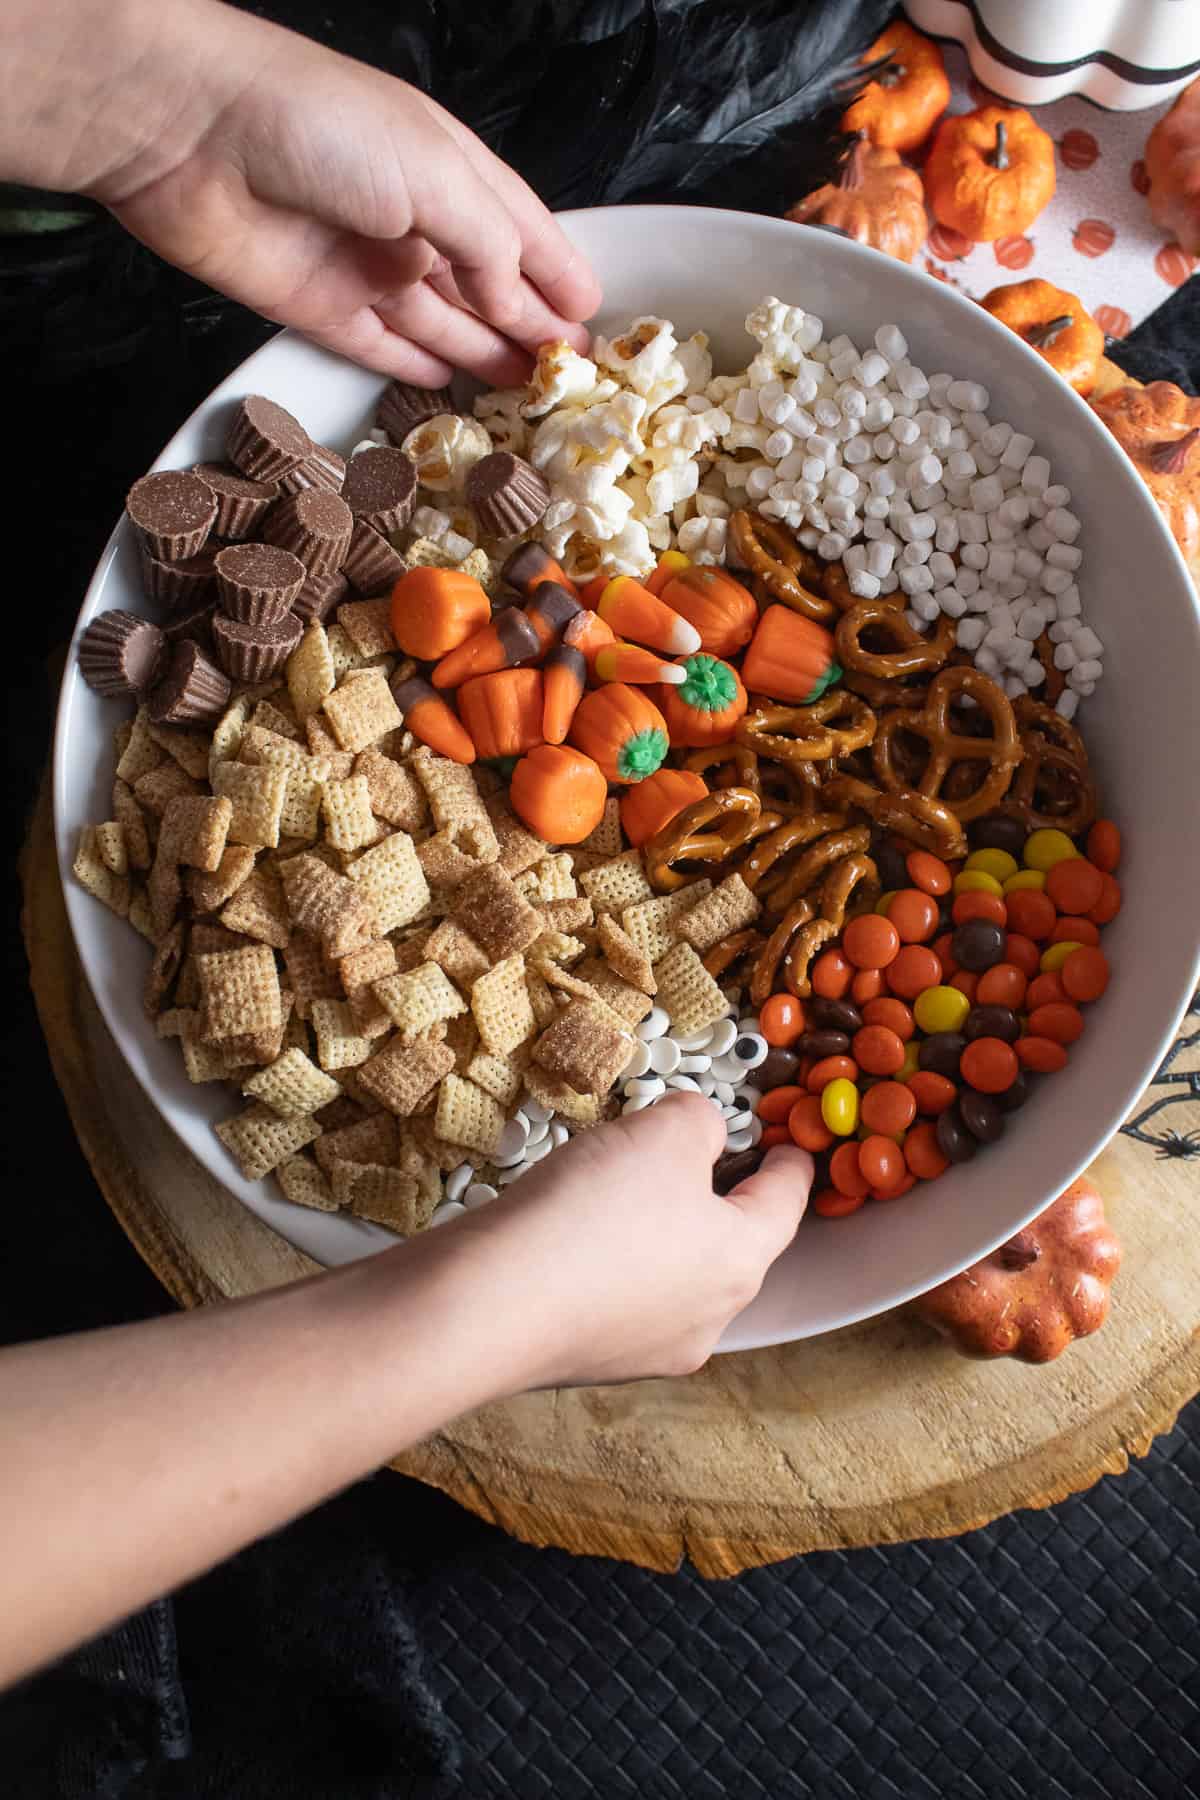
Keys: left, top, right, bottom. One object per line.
{"left": 1144, "top": 75, "right": 1200, "bottom": 255}
{"left": 510, "top": 744, "right": 608, "bottom": 845}
{"left": 656, "top": 564, "right": 758, "bottom": 658}
{"left": 569, "top": 683, "right": 669, "bottom": 784}
{"left": 457, "top": 668, "right": 544, "bottom": 760}
{"left": 658, "top": 654, "right": 747, "bottom": 748}
{"left": 841, "top": 20, "right": 950, "bottom": 154}
{"left": 389, "top": 566, "right": 490, "bottom": 661}
{"left": 788, "top": 133, "right": 928, "bottom": 264}
{"left": 924, "top": 106, "right": 1056, "bottom": 243}
{"left": 741, "top": 606, "right": 840, "bottom": 705}
{"left": 619, "top": 768, "right": 709, "bottom": 848}
{"left": 1091, "top": 379, "right": 1200, "bottom": 567}
{"left": 910, "top": 1177, "right": 1122, "bottom": 1362}
{"left": 982, "top": 279, "right": 1105, "bottom": 395}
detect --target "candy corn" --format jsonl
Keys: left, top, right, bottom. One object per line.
{"left": 542, "top": 644, "right": 588, "bottom": 744}
{"left": 431, "top": 606, "right": 540, "bottom": 688}
{"left": 501, "top": 541, "right": 579, "bottom": 599}
{"left": 593, "top": 643, "right": 687, "bottom": 685}
{"left": 644, "top": 550, "right": 690, "bottom": 596}
{"left": 596, "top": 576, "right": 701, "bottom": 657}
{"left": 392, "top": 676, "right": 475, "bottom": 763}
{"left": 523, "top": 581, "right": 581, "bottom": 652}
{"left": 563, "top": 607, "right": 617, "bottom": 671}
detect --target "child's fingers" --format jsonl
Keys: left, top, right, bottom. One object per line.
{"left": 725, "top": 1146, "right": 813, "bottom": 1252}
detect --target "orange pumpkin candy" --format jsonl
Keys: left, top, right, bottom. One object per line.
{"left": 982, "top": 278, "right": 1105, "bottom": 395}
{"left": 569, "top": 683, "right": 669, "bottom": 784}
{"left": 619, "top": 768, "right": 709, "bottom": 848}
{"left": 924, "top": 106, "right": 1056, "bottom": 243}
{"left": 657, "top": 654, "right": 747, "bottom": 748}
{"left": 457, "top": 668, "right": 544, "bottom": 760}
{"left": 656, "top": 564, "right": 758, "bottom": 659}
{"left": 842, "top": 20, "right": 951, "bottom": 154}
{"left": 510, "top": 744, "right": 608, "bottom": 846}
{"left": 741, "top": 606, "right": 840, "bottom": 705}
{"left": 389, "top": 566, "right": 490, "bottom": 661}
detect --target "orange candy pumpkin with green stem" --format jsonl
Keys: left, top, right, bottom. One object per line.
{"left": 842, "top": 19, "right": 951, "bottom": 154}
{"left": 619, "top": 768, "right": 709, "bottom": 848}
{"left": 569, "top": 683, "right": 669, "bottom": 784}
{"left": 982, "top": 278, "right": 1105, "bottom": 395}
{"left": 510, "top": 744, "right": 608, "bottom": 845}
{"left": 658, "top": 654, "right": 747, "bottom": 747}
{"left": 389, "top": 566, "right": 490, "bottom": 661}
{"left": 924, "top": 105, "right": 1056, "bottom": 242}
{"left": 741, "top": 606, "right": 840, "bottom": 704}
{"left": 656, "top": 564, "right": 757, "bottom": 658}
{"left": 457, "top": 668, "right": 544, "bottom": 760}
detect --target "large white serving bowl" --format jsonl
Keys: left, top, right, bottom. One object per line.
{"left": 55, "top": 206, "right": 1200, "bottom": 1350}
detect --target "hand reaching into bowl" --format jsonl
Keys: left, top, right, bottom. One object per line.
{"left": 0, "top": 0, "right": 601, "bottom": 384}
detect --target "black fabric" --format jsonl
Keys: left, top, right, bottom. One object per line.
{"left": 3, "top": 2, "right": 1200, "bottom": 1794}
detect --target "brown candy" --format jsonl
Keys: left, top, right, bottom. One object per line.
{"left": 292, "top": 568, "right": 350, "bottom": 625}
{"left": 226, "top": 395, "right": 312, "bottom": 482}
{"left": 278, "top": 443, "right": 347, "bottom": 496}
{"left": 145, "top": 639, "right": 232, "bottom": 725}
{"left": 212, "top": 610, "right": 304, "bottom": 683}
{"left": 341, "top": 446, "right": 417, "bottom": 535}
{"left": 77, "top": 610, "right": 168, "bottom": 699}
{"left": 466, "top": 451, "right": 551, "bottom": 538}
{"left": 341, "top": 519, "right": 407, "bottom": 596}
{"left": 162, "top": 600, "right": 217, "bottom": 654}
{"left": 126, "top": 471, "right": 217, "bottom": 563}
{"left": 214, "top": 543, "right": 307, "bottom": 626}
{"left": 376, "top": 380, "right": 453, "bottom": 443}
{"left": 193, "top": 463, "right": 279, "bottom": 539}
{"left": 263, "top": 490, "right": 353, "bottom": 574}
{"left": 139, "top": 542, "right": 221, "bottom": 611}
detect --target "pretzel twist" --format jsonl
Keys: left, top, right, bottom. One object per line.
{"left": 702, "top": 928, "right": 765, "bottom": 981}
{"left": 643, "top": 787, "right": 762, "bottom": 893}
{"left": 684, "top": 741, "right": 761, "bottom": 795}
{"left": 727, "top": 510, "right": 836, "bottom": 623}
{"left": 836, "top": 598, "right": 956, "bottom": 681}
{"left": 736, "top": 691, "right": 876, "bottom": 767}
{"left": 872, "top": 665, "right": 1021, "bottom": 822}
{"left": 750, "top": 899, "right": 816, "bottom": 1008}
{"left": 762, "top": 825, "right": 872, "bottom": 919}
{"left": 822, "top": 772, "right": 967, "bottom": 859}
{"left": 738, "top": 812, "right": 850, "bottom": 892}
{"left": 1000, "top": 696, "right": 1097, "bottom": 834}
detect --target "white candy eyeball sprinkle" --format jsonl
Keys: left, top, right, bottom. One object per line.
{"left": 446, "top": 1163, "right": 473, "bottom": 1204}
{"left": 731, "top": 1033, "right": 768, "bottom": 1070}
{"left": 648, "top": 1036, "right": 682, "bottom": 1076}
{"left": 463, "top": 1183, "right": 498, "bottom": 1209}
{"left": 637, "top": 1006, "right": 670, "bottom": 1041}
{"left": 621, "top": 1038, "right": 652, "bottom": 1079}
{"left": 431, "top": 1200, "right": 469, "bottom": 1227}
{"left": 705, "top": 1018, "right": 738, "bottom": 1058}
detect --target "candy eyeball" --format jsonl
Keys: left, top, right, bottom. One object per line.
{"left": 400, "top": 413, "right": 491, "bottom": 493}
{"left": 521, "top": 342, "right": 601, "bottom": 419}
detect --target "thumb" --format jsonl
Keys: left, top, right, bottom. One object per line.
{"left": 726, "top": 1145, "right": 813, "bottom": 1253}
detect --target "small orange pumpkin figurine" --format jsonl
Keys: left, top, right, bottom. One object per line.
{"left": 842, "top": 19, "right": 951, "bottom": 154}
{"left": 982, "top": 279, "right": 1105, "bottom": 395}
{"left": 788, "top": 132, "right": 928, "bottom": 264}
{"left": 924, "top": 105, "right": 1056, "bottom": 243}
{"left": 1091, "top": 379, "right": 1200, "bottom": 566}
{"left": 1144, "top": 75, "right": 1200, "bottom": 255}
{"left": 569, "top": 683, "right": 669, "bottom": 784}
{"left": 510, "top": 744, "right": 608, "bottom": 845}
{"left": 619, "top": 768, "right": 709, "bottom": 849}
{"left": 657, "top": 654, "right": 748, "bottom": 748}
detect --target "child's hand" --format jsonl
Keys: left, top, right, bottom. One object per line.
{"left": 463, "top": 1093, "right": 813, "bottom": 1389}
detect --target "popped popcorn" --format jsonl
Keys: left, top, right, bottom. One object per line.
{"left": 521, "top": 342, "right": 601, "bottom": 418}
{"left": 473, "top": 386, "right": 530, "bottom": 456}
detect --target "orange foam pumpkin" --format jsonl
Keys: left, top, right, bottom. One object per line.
{"left": 925, "top": 106, "right": 1056, "bottom": 243}
{"left": 982, "top": 278, "right": 1105, "bottom": 395}
{"left": 788, "top": 134, "right": 928, "bottom": 264}
{"left": 842, "top": 20, "right": 950, "bottom": 154}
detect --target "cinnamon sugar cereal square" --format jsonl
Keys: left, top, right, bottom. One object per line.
{"left": 536, "top": 897, "right": 594, "bottom": 935}
{"left": 181, "top": 1028, "right": 247, "bottom": 1084}
{"left": 309, "top": 997, "right": 374, "bottom": 1071}
{"left": 305, "top": 711, "right": 344, "bottom": 760}
{"left": 355, "top": 1033, "right": 454, "bottom": 1116}
{"left": 484, "top": 798, "right": 546, "bottom": 877}
{"left": 73, "top": 827, "right": 131, "bottom": 918}
{"left": 127, "top": 887, "right": 157, "bottom": 944}
{"left": 220, "top": 862, "right": 291, "bottom": 949}
{"left": 280, "top": 853, "right": 374, "bottom": 956}
{"left": 322, "top": 668, "right": 402, "bottom": 753}
{"left": 530, "top": 930, "right": 588, "bottom": 970}
{"left": 208, "top": 694, "right": 254, "bottom": 783}
{"left": 339, "top": 939, "right": 396, "bottom": 997}
{"left": 146, "top": 844, "right": 183, "bottom": 938}
{"left": 212, "top": 761, "right": 288, "bottom": 849}
{"left": 353, "top": 748, "right": 427, "bottom": 833}
{"left": 453, "top": 864, "right": 541, "bottom": 961}
{"left": 322, "top": 776, "right": 377, "bottom": 852}
{"left": 573, "top": 955, "right": 654, "bottom": 1025}
{"left": 465, "top": 1050, "right": 524, "bottom": 1108}
{"left": 443, "top": 1012, "right": 480, "bottom": 1076}
{"left": 524, "top": 964, "right": 559, "bottom": 1030}
{"left": 532, "top": 999, "right": 632, "bottom": 1096}
{"left": 521, "top": 854, "right": 577, "bottom": 902}
{"left": 276, "top": 1154, "right": 337, "bottom": 1212}
{"left": 577, "top": 797, "right": 623, "bottom": 860}
{"left": 337, "top": 598, "right": 397, "bottom": 658}
{"left": 115, "top": 710, "right": 163, "bottom": 785}
{"left": 416, "top": 831, "right": 480, "bottom": 892}
{"left": 434, "top": 1075, "right": 505, "bottom": 1157}
{"left": 578, "top": 851, "right": 652, "bottom": 914}
{"left": 214, "top": 1103, "right": 320, "bottom": 1181}
{"left": 134, "top": 760, "right": 202, "bottom": 818}
{"left": 286, "top": 621, "right": 337, "bottom": 721}
{"left": 621, "top": 882, "right": 712, "bottom": 964}
{"left": 283, "top": 931, "right": 343, "bottom": 1017}
{"left": 197, "top": 943, "right": 281, "bottom": 1042}
{"left": 522, "top": 1066, "right": 602, "bottom": 1126}
{"left": 471, "top": 954, "right": 535, "bottom": 1057}
{"left": 673, "top": 873, "right": 760, "bottom": 955}
{"left": 331, "top": 1162, "right": 432, "bottom": 1232}
{"left": 424, "top": 918, "right": 489, "bottom": 989}
{"left": 324, "top": 622, "right": 359, "bottom": 679}
{"left": 160, "top": 794, "right": 233, "bottom": 872}
{"left": 652, "top": 940, "right": 727, "bottom": 1037}
{"left": 314, "top": 1110, "right": 397, "bottom": 1172}
{"left": 251, "top": 698, "right": 301, "bottom": 741}
{"left": 189, "top": 845, "right": 256, "bottom": 913}
{"left": 596, "top": 912, "right": 656, "bottom": 993}
{"left": 373, "top": 961, "right": 466, "bottom": 1041}
{"left": 538, "top": 961, "right": 601, "bottom": 1006}
{"left": 146, "top": 722, "right": 211, "bottom": 780}
{"left": 409, "top": 749, "right": 498, "bottom": 860}
{"left": 390, "top": 929, "right": 434, "bottom": 975}
{"left": 94, "top": 821, "right": 128, "bottom": 876}
{"left": 345, "top": 831, "right": 429, "bottom": 934}
{"left": 244, "top": 1047, "right": 341, "bottom": 1118}
{"left": 112, "top": 779, "right": 151, "bottom": 871}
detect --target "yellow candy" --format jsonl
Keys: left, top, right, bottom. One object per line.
{"left": 1004, "top": 869, "right": 1046, "bottom": 894}
{"left": 1040, "top": 939, "right": 1083, "bottom": 973}
{"left": 965, "top": 848, "right": 1018, "bottom": 882}
{"left": 821, "top": 1077, "right": 859, "bottom": 1137}
{"left": 953, "top": 869, "right": 1004, "bottom": 898}
{"left": 898, "top": 1040, "right": 921, "bottom": 1081}
{"left": 1024, "top": 828, "right": 1079, "bottom": 872}
{"left": 913, "top": 984, "right": 971, "bottom": 1034}
{"left": 875, "top": 890, "right": 897, "bottom": 916}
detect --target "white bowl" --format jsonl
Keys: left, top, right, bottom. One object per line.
{"left": 55, "top": 206, "right": 1200, "bottom": 1350}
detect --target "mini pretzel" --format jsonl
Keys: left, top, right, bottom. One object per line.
{"left": 836, "top": 598, "right": 956, "bottom": 681}
{"left": 750, "top": 898, "right": 815, "bottom": 1008}
{"left": 738, "top": 812, "right": 850, "bottom": 892}
{"left": 685, "top": 741, "right": 761, "bottom": 795}
{"left": 1001, "top": 697, "right": 1097, "bottom": 835}
{"left": 702, "top": 928, "right": 764, "bottom": 982}
{"left": 823, "top": 772, "right": 967, "bottom": 859}
{"left": 842, "top": 668, "right": 930, "bottom": 711}
{"left": 761, "top": 825, "right": 872, "bottom": 919}
{"left": 1034, "top": 630, "right": 1066, "bottom": 704}
{"left": 736, "top": 691, "right": 876, "bottom": 767}
{"left": 872, "top": 666, "right": 1022, "bottom": 823}
{"left": 818, "top": 849, "right": 881, "bottom": 931}
{"left": 644, "top": 787, "right": 762, "bottom": 893}
{"left": 780, "top": 915, "right": 839, "bottom": 1000}
{"left": 727, "top": 510, "right": 836, "bottom": 624}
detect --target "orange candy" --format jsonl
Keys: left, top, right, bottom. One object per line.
{"left": 842, "top": 914, "right": 901, "bottom": 970}
{"left": 813, "top": 1186, "right": 866, "bottom": 1218}
{"left": 787, "top": 1094, "right": 836, "bottom": 1151}
{"left": 887, "top": 888, "right": 940, "bottom": 943}
{"left": 1089, "top": 873, "right": 1123, "bottom": 925}
{"left": 760, "top": 993, "right": 806, "bottom": 1047}
{"left": 1004, "top": 933, "right": 1042, "bottom": 978}
{"left": 830, "top": 1141, "right": 871, "bottom": 1198}
{"left": 960, "top": 1037, "right": 1019, "bottom": 1093}
{"left": 1045, "top": 857, "right": 1104, "bottom": 915}
{"left": 1025, "top": 970, "right": 1068, "bottom": 1009}
{"left": 861, "top": 997, "right": 915, "bottom": 1041}
{"left": 757, "top": 1085, "right": 807, "bottom": 1124}
{"left": 1016, "top": 1035, "right": 1069, "bottom": 1073}
{"left": 950, "top": 970, "right": 979, "bottom": 1002}
{"left": 870, "top": 1170, "right": 918, "bottom": 1202}
{"left": 1006, "top": 888, "right": 1057, "bottom": 941}
{"left": 853, "top": 1024, "right": 906, "bottom": 1076}
{"left": 1050, "top": 915, "right": 1101, "bottom": 947}
{"left": 1062, "top": 945, "right": 1110, "bottom": 1002}
{"left": 1027, "top": 1002, "right": 1085, "bottom": 1045}
{"left": 951, "top": 890, "right": 1007, "bottom": 927}
{"left": 905, "top": 850, "right": 952, "bottom": 896}
{"left": 812, "top": 948, "right": 855, "bottom": 999}
{"left": 906, "top": 1070, "right": 958, "bottom": 1115}
{"left": 904, "top": 1120, "right": 950, "bottom": 1179}
{"left": 932, "top": 931, "right": 958, "bottom": 975}
{"left": 859, "top": 1135, "right": 906, "bottom": 1191}
{"left": 861, "top": 1080, "right": 917, "bottom": 1135}
{"left": 1086, "top": 819, "right": 1122, "bottom": 873}
{"left": 759, "top": 1124, "right": 792, "bottom": 1149}
{"left": 976, "top": 962, "right": 1028, "bottom": 1009}
{"left": 808, "top": 1055, "right": 859, "bottom": 1092}
{"left": 886, "top": 945, "right": 943, "bottom": 999}
{"left": 851, "top": 967, "right": 887, "bottom": 1004}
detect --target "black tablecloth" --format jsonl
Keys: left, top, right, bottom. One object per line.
{"left": 3, "top": 4, "right": 1200, "bottom": 1793}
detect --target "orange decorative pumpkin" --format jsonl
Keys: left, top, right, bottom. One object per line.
{"left": 910, "top": 1177, "right": 1122, "bottom": 1362}
{"left": 741, "top": 606, "right": 840, "bottom": 705}
{"left": 510, "top": 744, "right": 608, "bottom": 845}
{"left": 982, "top": 278, "right": 1105, "bottom": 395}
{"left": 569, "top": 683, "right": 669, "bottom": 784}
{"left": 841, "top": 20, "right": 950, "bottom": 154}
{"left": 457, "top": 667, "right": 544, "bottom": 760}
{"left": 657, "top": 654, "right": 747, "bottom": 748}
{"left": 389, "top": 566, "right": 490, "bottom": 661}
{"left": 1144, "top": 75, "right": 1200, "bottom": 255}
{"left": 656, "top": 565, "right": 758, "bottom": 659}
{"left": 924, "top": 106, "right": 1056, "bottom": 243}
{"left": 787, "top": 133, "right": 928, "bottom": 264}
{"left": 619, "top": 768, "right": 709, "bottom": 848}
{"left": 1091, "top": 379, "right": 1200, "bottom": 567}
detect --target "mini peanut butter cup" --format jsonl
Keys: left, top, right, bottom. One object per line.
{"left": 341, "top": 519, "right": 407, "bottom": 595}
{"left": 163, "top": 600, "right": 217, "bottom": 654}
{"left": 212, "top": 610, "right": 304, "bottom": 683}
{"left": 140, "top": 542, "right": 220, "bottom": 611}
{"left": 466, "top": 452, "right": 551, "bottom": 539}
{"left": 77, "top": 610, "right": 168, "bottom": 699}
{"left": 226, "top": 396, "right": 312, "bottom": 482}
{"left": 292, "top": 568, "right": 350, "bottom": 625}
{"left": 263, "top": 490, "right": 353, "bottom": 574}
{"left": 341, "top": 446, "right": 418, "bottom": 535}
{"left": 278, "top": 443, "right": 347, "bottom": 495}
{"left": 193, "top": 463, "right": 278, "bottom": 539}
{"left": 376, "top": 380, "right": 453, "bottom": 443}
{"left": 146, "top": 640, "right": 232, "bottom": 725}
{"left": 214, "top": 543, "right": 306, "bottom": 625}
{"left": 126, "top": 471, "right": 217, "bottom": 562}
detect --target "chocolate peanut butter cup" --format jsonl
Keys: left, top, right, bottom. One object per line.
{"left": 162, "top": 600, "right": 217, "bottom": 654}
{"left": 263, "top": 490, "right": 353, "bottom": 574}
{"left": 466, "top": 451, "right": 551, "bottom": 538}
{"left": 292, "top": 568, "right": 350, "bottom": 625}
{"left": 278, "top": 443, "right": 347, "bottom": 496}
{"left": 212, "top": 610, "right": 304, "bottom": 683}
{"left": 140, "top": 542, "right": 220, "bottom": 611}
{"left": 341, "top": 519, "right": 407, "bottom": 595}
{"left": 126, "top": 470, "right": 217, "bottom": 563}
{"left": 77, "top": 610, "right": 168, "bottom": 699}
{"left": 193, "top": 463, "right": 278, "bottom": 539}
{"left": 214, "top": 543, "right": 307, "bottom": 626}
{"left": 146, "top": 639, "right": 232, "bottom": 725}
{"left": 376, "top": 380, "right": 453, "bottom": 443}
{"left": 341, "top": 446, "right": 417, "bottom": 535}
{"left": 226, "top": 396, "right": 312, "bottom": 482}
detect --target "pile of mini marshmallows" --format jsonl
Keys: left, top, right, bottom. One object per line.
{"left": 429, "top": 998, "right": 768, "bottom": 1222}
{"left": 468, "top": 299, "right": 1102, "bottom": 719}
